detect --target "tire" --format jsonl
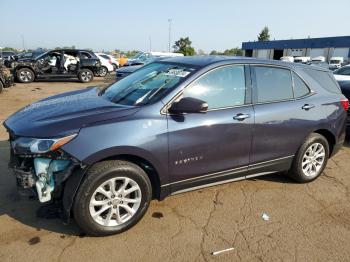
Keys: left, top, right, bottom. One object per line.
{"left": 112, "top": 64, "right": 118, "bottom": 71}
{"left": 16, "top": 68, "right": 35, "bottom": 83}
{"left": 99, "top": 66, "right": 108, "bottom": 77}
{"left": 288, "top": 133, "right": 329, "bottom": 183}
{"left": 73, "top": 160, "right": 152, "bottom": 236}
{"left": 78, "top": 69, "right": 94, "bottom": 83}
{"left": 0, "top": 81, "right": 3, "bottom": 93}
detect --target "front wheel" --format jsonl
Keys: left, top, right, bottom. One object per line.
{"left": 288, "top": 133, "right": 329, "bottom": 183}
{"left": 73, "top": 160, "right": 152, "bottom": 236}
{"left": 16, "top": 68, "right": 35, "bottom": 83}
{"left": 78, "top": 69, "right": 94, "bottom": 83}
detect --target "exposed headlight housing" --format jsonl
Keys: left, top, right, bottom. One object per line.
{"left": 12, "top": 134, "right": 77, "bottom": 154}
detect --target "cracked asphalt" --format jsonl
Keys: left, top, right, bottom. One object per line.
{"left": 1, "top": 76, "right": 350, "bottom": 261}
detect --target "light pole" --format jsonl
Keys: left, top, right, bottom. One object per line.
{"left": 168, "top": 18, "right": 172, "bottom": 52}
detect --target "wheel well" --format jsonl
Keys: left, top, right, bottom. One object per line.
{"left": 16, "top": 66, "right": 34, "bottom": 73}
{"left": 314, "top": 129, "right": 336, "bottom": 156}
{"left": 100, "top": 155, "right": 161, "bottom": 200}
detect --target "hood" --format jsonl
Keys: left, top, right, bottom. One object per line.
{"left": 117, "top": 65, "right": 142, "bottom": 74}
{"left": 4, "top": 87, "right": 139, "bottom": 138}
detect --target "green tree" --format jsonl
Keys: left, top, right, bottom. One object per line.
{"left": 209, "top": 48, "right": 243, "bottom": 56}
{"left": 258, "top": 26, "right": 270, "bottom": 41}
{"left": 173, "top": 37, "right": 195, "bottom": 56}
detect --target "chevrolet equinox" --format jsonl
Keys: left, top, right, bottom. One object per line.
{"left": 4, "top": 56, "right": 348, "bottom": 236}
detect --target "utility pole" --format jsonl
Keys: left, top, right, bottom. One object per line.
{"left": 21, "top": 35, "right": 25, "bottom": 51}
{"left": 149, "top": 36, "right": 152, "bottom": 51}
{"left": 168, "top": 18, "right": 172, "bottom": 52}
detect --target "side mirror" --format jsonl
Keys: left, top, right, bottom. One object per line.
{"left": 168, "top": 97, "right": 208, "bottom": 114}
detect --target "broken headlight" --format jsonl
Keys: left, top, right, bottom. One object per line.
{"left": 12, "top": 134, "right": 77, "bottom": 154}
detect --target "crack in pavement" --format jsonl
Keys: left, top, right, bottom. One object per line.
{"left": 57, "top": 236, "right": 77, "bottom": 262}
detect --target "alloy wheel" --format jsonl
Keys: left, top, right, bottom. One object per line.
{"left": 20, "top": 71, "right": 32, "bottom": 82}
{"left": 81, "top": 71, "right": 92, "bottom": 81}
{"left": 89, "top": 177, "right": 142, "bottom": 227}
{"left": 302, "top": 143, "right": 325, "bottom": 177}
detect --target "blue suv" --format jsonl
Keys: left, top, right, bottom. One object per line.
{"left": 4, "top": 56, "right": 348, "bottom": 236}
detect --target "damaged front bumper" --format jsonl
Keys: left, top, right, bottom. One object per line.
{"left": 9, "top": 147, "right": 81, "bottom": 203}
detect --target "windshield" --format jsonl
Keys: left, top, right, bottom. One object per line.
{"left": 101, "top": 62, "right": 196, "bottom": 106}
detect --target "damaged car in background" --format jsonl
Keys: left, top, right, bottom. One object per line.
{"left": 12, "top": 49, "right": 102, "bottom": 83}
{"left": 0, "top": 58, "right": 15, "bottom": 92}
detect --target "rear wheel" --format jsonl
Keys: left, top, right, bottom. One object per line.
{"left": 112, "top": 63, "right": 118, "bottom": 71}
{"left": 78, "top": 69, "right": 94, "bottom": 83}
{"left": 16, "top": 68, "right": 35, "bottom": 83}
{"left": 73, "top": 160, "right": 152, "bottom": 236}
{"left": 288, "top": 133, "right": 329, "bottom": 182}
{"left": 99, "top": 66, "right": 108, "bottom": 77}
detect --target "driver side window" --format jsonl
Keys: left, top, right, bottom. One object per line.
{"left": 183, "top": 65, "right": 246, "bottom": 110}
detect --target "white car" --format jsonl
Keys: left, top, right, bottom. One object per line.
{"left": 94, "top": 53, "right": 114, "bottom": 77}
{"left": 333, "top": 65, "right": 350, "bottom": 81}
{"left": 329, "top": 57, "right": 344, "bottom": 70}
{"left": 294, "top": 56, "right": 310, "bottom": 63}
{"left": 96, "top": 53, "right": 119, "bottom": 71}
{"left": 280, "top": 56, "right": 294, "bottom": 62}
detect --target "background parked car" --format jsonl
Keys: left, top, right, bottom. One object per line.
{"left": 0, "top": 51, "right": 16, "bottom": 68}
{"left": 115, "top": 56, "right": 172, "bottom": 81}
{"left": 329, "top": 57, "right": 344, "bottom": 70}
{"left": 94, "top": 53, "right": 114, "bottom": 77}
{"left": 13, "top": 49, "right": 101, "bottom": 83}
{"left": 96, "top": 53, "right": 119, "bottom": 71}
{"left": 0, "top": 60, "right": 15, "bottom": 93}
{"left": 333, "top": 65, "right": 350, "bottom": 81}
{"left": 307, "top": 60, "right": 329, "bottom": 70}
{"left": 123, "top": 51, "right": 184, "bottom": 66}
{"left": 294, "top": 56, "right": 311, "bottom": 63}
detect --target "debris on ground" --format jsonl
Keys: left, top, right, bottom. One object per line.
{"left": 262, "top": 213, "right": 270, "bottom": 221}
{"left": 211, "top": 247, "right": 234, "bottom": 256}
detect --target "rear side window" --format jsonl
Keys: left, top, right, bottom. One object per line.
{"left": 304, "top": 69, "right": 341, "bottom": 94}
{"left": 292, "top": 72, "right": 310, "bottom": 98}
{"left": 80, "top": 52, "right": 92, "bottom": 59}
{"left": 253, "top": 66, "right": 293, "bottom": 103}
{"left": 183, "top": 65, "right": 246, "bottom": 109}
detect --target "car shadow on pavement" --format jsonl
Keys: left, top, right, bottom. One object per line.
{"left": 0, "top": 140, "right": 82, "bottom": 236}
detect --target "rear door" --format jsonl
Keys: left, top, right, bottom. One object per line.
{"left": 249, "top": 65, "right": 316, "bottom": 176}
{"left": 167, "top": 64, "right": 254, "bottom": 192}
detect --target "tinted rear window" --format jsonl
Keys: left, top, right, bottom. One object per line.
{"left": 292, "top": 72, "right": 310, "bottom": 98}
{"left": 304, "top": 69, "right": 341, "bottom": 94}
{"left": 253, "top": 66, "right": 293, "bottom": 103}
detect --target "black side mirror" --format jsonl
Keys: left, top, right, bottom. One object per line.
{"left": 168, "top": 97, "right": 208, "bottom": 114}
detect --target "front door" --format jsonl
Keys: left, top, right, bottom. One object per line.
{"left": 167, "top": 64, "right": 254, "bottom": 192}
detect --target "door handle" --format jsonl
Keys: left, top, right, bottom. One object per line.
{"left": 233, "top": 113, "right": 251, "bottom": 121}
{"left": 302, "top": 104, "right": 315, "bottom": 110}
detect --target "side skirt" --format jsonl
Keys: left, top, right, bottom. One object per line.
{"left": 160, "top": 155, "right": 294, "bottom": 197}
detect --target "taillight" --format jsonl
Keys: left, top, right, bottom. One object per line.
{"left": 341, "top": 98, "right": 349, "bottom": 111}
{"left": 109, "top": 59, "right": 113, "bottom": 64}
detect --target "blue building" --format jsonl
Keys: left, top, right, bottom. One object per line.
{"left": 242, "top": 36, "right": 350, "bottom": 62}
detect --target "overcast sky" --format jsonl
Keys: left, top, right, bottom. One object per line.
{"left": 1, "top": 0, "right": 349, "bottom": 52}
